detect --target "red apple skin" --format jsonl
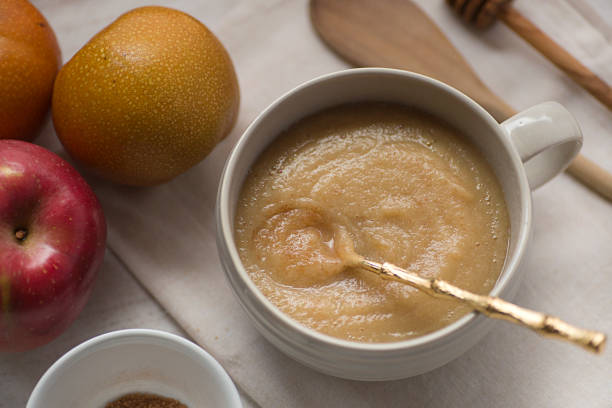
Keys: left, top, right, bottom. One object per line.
{"left": 0, "top": 140, "right": 106, "bottom": 351}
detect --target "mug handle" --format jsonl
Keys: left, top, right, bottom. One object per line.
{"left": 501, "top": 102, "right": 582, "bottom": 190}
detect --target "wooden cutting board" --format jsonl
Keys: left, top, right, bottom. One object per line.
{"left": 310, "top": 0, "right": 612, "bottom": 201}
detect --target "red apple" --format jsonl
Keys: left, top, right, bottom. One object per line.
{"left": 0, "top": 140, "right": 106, "bottom": 351}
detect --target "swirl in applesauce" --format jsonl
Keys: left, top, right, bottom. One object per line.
{"left": 235, "top": 103, "right": 509, "bottom": 343}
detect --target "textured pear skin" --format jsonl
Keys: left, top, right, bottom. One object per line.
{"left": 52, "top": 6, "right": 240, "bottom": 186}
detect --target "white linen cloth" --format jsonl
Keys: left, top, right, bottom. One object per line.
{"left": 36, "top": 0, "right": 612, "bottom": 406}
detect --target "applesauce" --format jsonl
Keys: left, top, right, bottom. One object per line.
{"left": 235, "top": 102, "right": 509, "bottom": 343}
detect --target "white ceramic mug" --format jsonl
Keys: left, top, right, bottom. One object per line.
{"left": 216, "top": 68, "right": 582, "bottom": 380}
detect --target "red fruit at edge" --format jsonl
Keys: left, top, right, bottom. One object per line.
{"left": 0, "top": 140, "right": 106, "bottom": 351}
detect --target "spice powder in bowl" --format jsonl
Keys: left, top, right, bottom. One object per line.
{"left": 105, "top": 393, "right": 188, "bottom": 408}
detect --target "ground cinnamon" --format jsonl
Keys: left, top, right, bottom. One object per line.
{"left": 105, "top": 393, "right": 188, "bottom": 408}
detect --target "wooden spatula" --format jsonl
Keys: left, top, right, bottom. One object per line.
{"left": 310, "top": 0, "right": 612, "bottom": 201}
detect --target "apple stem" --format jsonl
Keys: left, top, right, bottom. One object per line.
{"left": 14, "top": 228, "right": 28, "bottom": 242}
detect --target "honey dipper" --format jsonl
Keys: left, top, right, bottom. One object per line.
{"left": 447, "top": 0, "right": 612, "bottom": 112}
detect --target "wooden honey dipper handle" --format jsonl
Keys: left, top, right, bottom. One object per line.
{"left": 499, "top": 6, "right": 612, "bottom": 112}
{"left": 566, "top": 155, "right": 612, "bottom": 200}
{"left": 448, "top": 0, "right": 612, "bottom": 112}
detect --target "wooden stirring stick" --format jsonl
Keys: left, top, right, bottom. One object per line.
{"left": 310, "top": 0, "right": 612, "bottom": 201}
{"left": 357, "top": 257, "right": 606, "bottom": 353}
{"left": 447, "top": 0, "right": 612, "bottom": 112}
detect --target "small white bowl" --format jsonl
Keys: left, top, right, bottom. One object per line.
{"left": 27, "top": 329, "right": 242, "bottom": 408}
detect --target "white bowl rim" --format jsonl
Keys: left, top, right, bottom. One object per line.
{"left": 217, "top": 67, "right": 532, "bottom": 353}
{"left": 27, "top": 328, "right": 242, "bottom": 408}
